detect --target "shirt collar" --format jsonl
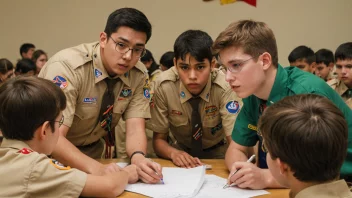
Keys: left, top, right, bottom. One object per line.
{"left": 179, "top": 75, "right": 211, "bottom": 104}
{"left": 1, "top": 138, "right": 31, "bottom": 150}
{"left": 93, "top": 44, "right": 130, "bottom": 87}
{"left": 336, "top": 80, "right": 349, "bottom": 96}
{"left": 266, "top": 64, "right": 287, "bottom": 106}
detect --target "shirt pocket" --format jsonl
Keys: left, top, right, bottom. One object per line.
{"left": 169, "top": 114, "right": 191, "bottom": 146}
{"left": 71, "top": 105, "right": 99, "bottom": 134}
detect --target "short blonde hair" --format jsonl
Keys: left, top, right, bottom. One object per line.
{"left": 213, "top": 20, "right": 278, "bottom": 67}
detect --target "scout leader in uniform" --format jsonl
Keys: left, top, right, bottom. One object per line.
{"left": 0, "top": 77, "right": 138, "bottom": 197}
{"left": 149, "top": 30, "right": 242, "bottom": 168}
{"left": 39, "top": 8, "right": 163, "bottom": 184}
{"left": 213, "top": 20, "right": 352, "bottom": 190}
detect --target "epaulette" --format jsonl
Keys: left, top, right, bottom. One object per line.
{"left": 212, "top": 68, "right": 229, "bottom": 90}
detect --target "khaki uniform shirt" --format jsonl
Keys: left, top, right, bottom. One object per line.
{"left": 149, "top": 67, "right": 242, "bottom": 153}
{"left": 0, "top": 139, "right": 87, "bottom": 197}
{"left": 293, "top": 180, "right": 352, "bottom": 198}
{"left": 39, "top": 42, "right": 151, "bottom": 146}
{"left": 328, "top": 79, "right": 352, "bottom": 109}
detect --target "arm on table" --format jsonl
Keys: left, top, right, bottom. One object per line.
{"left": 225, "top": 139, "right": 283, "bottom": 189}
{"left": 126, "top": 117, "right": 163, "bottom": 184}
{"left": 153, "top": 132, "right": 202, "bottom": 168}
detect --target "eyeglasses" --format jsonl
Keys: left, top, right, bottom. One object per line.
{"left": 52, "top": 115, "right": 64, "bottom": 128}
{"left": 257, "top": 129, "right": 268, "bottom": 153}
{"left": 219, "top": 55, "right": 256, "bottom": 73}
{"left": 109, "top": 37, "right": 146, "bottom": 58}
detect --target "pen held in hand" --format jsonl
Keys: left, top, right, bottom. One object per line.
{"left": 148, "top": 158, "right": 165, "bottom": 184}
{"left": 223, "top": 154, "right": 256, "bottom": 189}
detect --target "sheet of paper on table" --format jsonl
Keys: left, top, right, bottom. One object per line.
{"left": 194, "top": 174, "right": 269, "bottom": 198}
{"left": 125, "top": 166, "right": 206, "bottom": 198}
{"left": 116, "top": 162, "right": 128, "bottom": 168}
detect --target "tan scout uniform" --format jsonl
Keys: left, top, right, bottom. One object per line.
{"left": 39, "top": 42, "right": 151, "bottom": 158}
{"left": 0, "top": 139, "right": 87, "bottom": 197}
{"left": 328, "top": 79, "right": 352, "bottom": 109}
{"left": 293, "top": 180, "right": 352, "bottom": 198}
{"left": 150, "top": 67, "right": 242, "bottom": 159}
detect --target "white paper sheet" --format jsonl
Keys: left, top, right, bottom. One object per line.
{"left": 125, "top": 166, "right": 206, "bottom": 198}
{"left": 194, "top": 174, "right": 269, "bottom": 198}
{"left": 116, "top": 162, "right": 128, "bottom": 168}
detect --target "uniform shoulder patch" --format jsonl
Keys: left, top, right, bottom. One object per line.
{"left": 52, "top": 76, "right": 68, "bottom": 89}
{"left": 17, "top": 148, "right": 33, "bottom": 154}
{"left": 226, "top": 100, "right": 241, "bottom": 114}
{"left": 50, "top": 159, "right": 71, "bottom": 170}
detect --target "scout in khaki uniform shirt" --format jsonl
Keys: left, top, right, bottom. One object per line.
{"left": 38, "top": 8, "right": 163, "bottom": 184}
{"left": 258, "top": 94, "right": 352, "bottom": 198}
{"left": 213, "top": 19, "right": 352, "bottom": 190}
{"left": 315, "top": 48, "right": 336, "bottom": 82}
{"left": 150, "top": 30, "right": 242, "bottom": 168}
{"left": 0, "top": 77, "right": 136, "bottom": 197}
{"left": 328, "top": 42, "right": 352, "bottom": 109}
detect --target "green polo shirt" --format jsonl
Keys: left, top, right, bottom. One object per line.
{"left": 232, "top": 65, "right": 352, "bottom": 177}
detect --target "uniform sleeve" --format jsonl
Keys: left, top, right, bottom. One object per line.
{"left": 149, "top": 84, "right": 170, "bottom": 133}
{"left": 123, "top": 72, "right": 151, "bottom": 120}
{"left": 220, "top": 88, "right": 243, "bottom": 136}
{"left": 232, "top": 98, "right": 259, "bottom": 147}
{"left": 38, "top": 61, "right": 79, "bottom": 127}
{"left": 27, "top": 157, "right": 87, "bottom": 197}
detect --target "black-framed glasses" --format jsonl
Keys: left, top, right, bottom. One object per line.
{"left": 257, "top": 129, "right": 268, "bottom": 153}
{"left": 52, "top": 115, "right": 64, "bottom": 128}
{"left": 109, "top": 37, "right": 146, "bottom": 58}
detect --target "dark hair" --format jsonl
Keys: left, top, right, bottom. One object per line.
{"left": 15, "top": 59, "right": 36, "bottom": 74}
{"left": 213, "top": 20, "right": 278, "bottom": 67}
{"left": 0, "top": 58, "right": 14, "bottom": 75}
{"left": 288, "top": 45, "right": 316, "bottom": 64}
{"left": 32, "top": 49, "right": 47, "bottom": 63}
{"left": 0, "top": 77, "right": 66, "bottom": 141}
{"left": 258, "top": 94, "right": 347, "bottom": 182}
{"left": 160, "top": 51, "right": 175, "bottom": 69}
{"left": 20, "top": 43, "right": 35, "bottom": 56}
{"left": 315, "top": 49, "right": 334, "bottom": 66}
{"left": 174, "top": 30, "right": 213, "bottom": 63}
{"left": 104, "top": 8, "right": 152, "bottom": 42}
{"left": 335, "top": 42, "right": 352, "bottom": 61}
{"left": 140, "top": 49, "right": 159, "bottom": 77}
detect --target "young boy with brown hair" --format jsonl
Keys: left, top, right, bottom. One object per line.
{"left": 288, "top": 45, "right": 316, "bottom": 73}
{"left": 258, "top": 94, "right": 352, "bottom": 198}
{"left": 0, "top": 77, "right": 137, "bottom": 197}
{"left": 315, "top": 48, "right": 335, "bottom": 81}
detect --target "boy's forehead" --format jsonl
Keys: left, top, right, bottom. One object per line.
{"left": 176, "top": 54, "right": 209, "bottom": 65}
{"left": 336, "top": 58, "right": 352, "bottom": 65}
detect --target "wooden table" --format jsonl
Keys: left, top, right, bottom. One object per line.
{"left": 98, "top": 158, "right": 289, "bottom": 198}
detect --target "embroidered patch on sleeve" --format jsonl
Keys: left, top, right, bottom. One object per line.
{"left": 52, "top": 76, "right": 68, "bottom": 89}
{"left": 50, "top": 159, "right": 71, "bottom": 170}
{"left": 226, "top": 101, "right": 240, "bottom": 114}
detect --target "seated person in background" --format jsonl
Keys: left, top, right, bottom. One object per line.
{"left": 328, "top": 42, "right": 352, "bottom": 109}
{"left": 160, "top": 51, "right": 175, "bottom": 71}
{"left": 258, "top": 94, "right": 352, "bottom": 198}
{"left": 32, "top": 49, "right": 48, "bottom": 75}
{"left": 0, "top": 77, "right": 137, "bottom": 197}
{"left": 19, "top": 43, "right": 35, "bottom": 59}
{"left": 15, "top": 59, "right": 36, "bottom": 76}
{"left": 150, "top": 30, "right": 242, "bottom": 168}
{"left": 288, "top": 45, "right": 316, "bottom": 73}
{"left": 141, "top": 49, "right": 162, "bottom": 81}
{"left": 0, "top": 58, "right": 14, "bottom": 86}
{"left": 315, "top": 49, "right": 335, "bottom": 81}
{"left": 213, "top": 19, "right": 352, "bottom": 190}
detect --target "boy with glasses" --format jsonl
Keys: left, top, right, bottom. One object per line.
{"left": 39, "top": 8, "right": 163, "bottom": 184}
{"left": 213, "top": 19, "right": 352, "bottom": 189}
{"left": 0, "top": 77, "right": 137, "bottom": 197}
{"left": 150, "top": 30, "right": 242, "bottom": 168}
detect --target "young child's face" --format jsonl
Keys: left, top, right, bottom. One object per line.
{"left": 315, "top": 63, "right": 332, "bottom": 81}
{"left": 219, "top": 46, "right": 266, "bottom": 98}
{"left": 175, "top": 54, "right": 212, "bottom": 96}
{"left": 290, "top": 59, "right": 315, "bottom": 73}
{"left": 336, "top": 59, "right": 352, "bottom": 88}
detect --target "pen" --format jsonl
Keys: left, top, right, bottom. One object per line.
{"left": 148, "top": 158, "right": 165, "bottom": 184}
{"left": 223, "top": 154, "right": 256, "bottom": 189}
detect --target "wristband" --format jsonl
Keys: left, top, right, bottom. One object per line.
{"left": 130, "top": 151, "right": 145, "bottom": 161}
